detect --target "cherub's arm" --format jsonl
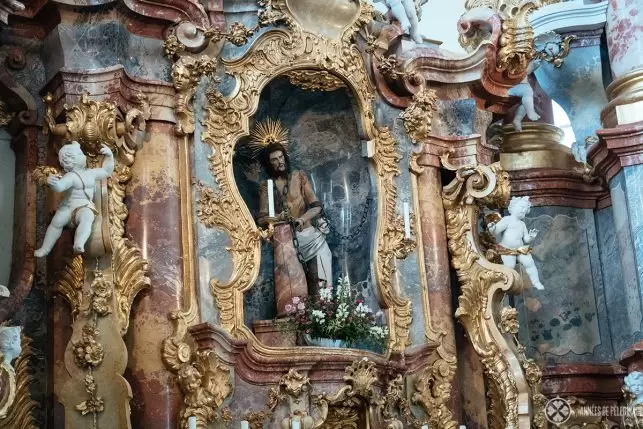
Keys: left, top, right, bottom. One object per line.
{"left": 522, "top": 222, "right": 537, "bottom": 244}
{"left": 92, "top": 145, "right": 115, "bottom": 180}
{"left": 48, "top": 172, "right": 75, "bottom": 193}
{"left": 488, "top": 216, "right": 508, "bottom": 235}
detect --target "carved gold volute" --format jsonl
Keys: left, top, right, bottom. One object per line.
{"left": 442, "top": 158, "right": 545, "bottom": 429}
{"left": 39, "top": 92, "right": 151, "bottom": 429}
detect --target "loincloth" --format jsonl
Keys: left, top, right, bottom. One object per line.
{"left": 495, "top": 244, "right": 532, "bottom": 256}
{"left": 71, "top": 203, "right": 99, "bottom": 227}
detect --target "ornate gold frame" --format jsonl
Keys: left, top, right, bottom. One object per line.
{"left": 195, "top": 0, "right": 415, "bottom": 355}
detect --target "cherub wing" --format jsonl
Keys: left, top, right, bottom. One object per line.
{"left": 32, "top": 166, "right": 61, "bottom": 186}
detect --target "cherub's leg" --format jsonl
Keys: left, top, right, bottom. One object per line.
{"left": 35, "top": 208, "right": 72, "bottom": 257}
{"left": 521, "top": 90, "right": 540, "bottom": 122}
{"left": 401, "top": 0, "right": 423, "bottom": 43}
{"left": 512, "top": 105, "right": 527, "bottom": 132}
{"left": 386, "top": 0, "right": 411, "bottom": 32}
{"left": 72, "top": 207, "right": 96, "bottom": 254}
{"left": 518, "top": 254, "right": 544, "bottom": 290}
{"left": 500, "top": 254, "right": 517, "bottom": 269}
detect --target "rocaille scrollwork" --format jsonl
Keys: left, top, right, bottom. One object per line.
{"left": 162, "top": 314, "right": 233, "bottom": 429}
{"left": 188, "top": 0, "right": 414, "bottom": 355}
{"left": 442, "top": 158, "right": 534, "bottom": 429}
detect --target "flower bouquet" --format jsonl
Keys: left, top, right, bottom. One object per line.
{"left": 284, "top": 276, "right": 389, "bottom": 349}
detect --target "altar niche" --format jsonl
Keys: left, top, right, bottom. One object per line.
{"left": 233, "top": 77, "right": 382, "bottom": 350}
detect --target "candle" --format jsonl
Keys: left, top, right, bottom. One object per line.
{"left": 459, "top": 426, "right": 467, "bottom": 429}
{"left": 403, "top": 202, "right": 411, "bottom": 239}
{"left": 421, "top": 425, "right": 428, "bottom": 429}
{"left": 187, "top": 416, "right": 197, "bottom": 429}
{"left": 267, "top": 179, "right": 275, "bottom": 218}
{"left": 240, "top": 421, "right": 250, "bottom": 429}
{"left": 291, "top": 416, "right": 301, "bottom": 429}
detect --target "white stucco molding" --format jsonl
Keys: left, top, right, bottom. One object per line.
{"left": 531, "top": 0, "right": 608, "bottom": 37}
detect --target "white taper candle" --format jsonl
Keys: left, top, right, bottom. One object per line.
{"left": 187, "top": 416, "right": 197, "bottom": 429}
{"left": 240, "top": 421, "right": 250, "bottom": 429}
{"left": 291, "top": 415, "right": 301, "bottom": 429}
{"left": 403, "top": 202, "right": 411, "bottom": 239}
{"left": 267, "top": 179, "right": 275, "bottom": 217}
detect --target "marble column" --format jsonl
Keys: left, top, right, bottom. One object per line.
{"left": 606, "top": 0, "right": 643, "bottom": 79}
{"left": 126, "top": 120, "right": 183, "bottom": 428}
{"left": 416, "top": 134, "right": 496, "bottom": 425}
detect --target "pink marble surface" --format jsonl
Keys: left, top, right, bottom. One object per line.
{"left": 606, "top": 0, "right": 643, "bottom": 77}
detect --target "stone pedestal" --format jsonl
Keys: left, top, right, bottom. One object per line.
{"left": 252, "top": 319, "right": 297, "bottom": 347}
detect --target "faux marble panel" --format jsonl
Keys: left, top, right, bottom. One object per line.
{"left": 610, "top": 172, "right": 643, "bottom": 344}
{"left": 0, "top": 133, "right": 14, "bottom": 286}
{"left": 535, "top": 44, "right": 608, "bottom": 159}
{"left": 514, "top": 207, "right": 613, "bottom": 363}
{"left": 624, "top": 165, "right": 643, "bottom": 293}
{"left": 42, "top": 23, "right": 170, "bottom": 83}
{"left": 596, "top": 206, "right": 636, "bottom": 356}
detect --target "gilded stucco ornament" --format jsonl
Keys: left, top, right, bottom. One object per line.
{"left": 412, "top": 344, "right": 458, "bottom": 429}
{"left": 192, "top": 0, "right": 414, "bottom": 355}
{"left": 284, "top": 70, "right": 347, "bottom": 92}
{"left": 534, "top": 32, "right": 575, "bottom": 68}
{"left": 162, "top": 314, "right": 233, "bottom": 429}
{"left": 459, "top": 0, "right": 543, "bottom": 77}
{"left": 401, "top": 87, "right": 437, "bottom": 144}
{"left": 442, "top": 158, "right": 535, "bottom": 429}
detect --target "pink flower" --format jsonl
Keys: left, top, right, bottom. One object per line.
{"left": 297, "top": 302, "right": 305, "bottom": 311}
{"left": 285, "top": 304, "right": 294, "bottom": 314}
{"left": 292, "top": 296, "right": 301, "bottom": 305}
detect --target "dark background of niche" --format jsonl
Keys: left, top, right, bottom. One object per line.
{"left": 233, "top": 77, "right": 379, "bottom": 324}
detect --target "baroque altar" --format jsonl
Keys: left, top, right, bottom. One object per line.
{"left": 0, "top": 0, "right": 642, "bottom": 428}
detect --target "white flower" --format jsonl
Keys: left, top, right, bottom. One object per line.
{"left": 297, "top": 302, "right": 305, "bottom": 311}
{"left": 335, "top": 303, "right": 349, "bottom": 322}
{"left": 312, "top": 310, "right": 326, "bottom": 324}
{"left": 292, "top": 296, "right": 301, "bottom": 305}
{"left": 355, "top": 303, "right": 372, "bottom": 315}
{"left": 285, "top": 304, "right": 294, "bottom": 314}
{"left": 319, "top": 286, "right": 333, "bottom": 301}
{"left": 369, "top": 326, "right": 388, "bottom": 339}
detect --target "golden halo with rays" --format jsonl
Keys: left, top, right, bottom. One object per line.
{"left": 248, "top": 119, "right": 289, "bottom": 157}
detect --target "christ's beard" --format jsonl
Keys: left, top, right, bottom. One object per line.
{"left": 269, "top": 167, "right": 289, "bottom": 178}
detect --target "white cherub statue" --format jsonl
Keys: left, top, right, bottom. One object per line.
{"left": 0, "top": 325, "right": 21, "bottom": 366}
{"left": 34, "top": 141, "right": 114, "bottom": 257}
{"left": 625, "top": 371, "right": 643, "bottom": 406}
{"left": 372, "top": 0, "right": 425, "bottom": 44}
{"left": 507, "top": 59, "right": 542, "bottom": 131}
{"left": 488, "top": 196, "right": 545, "bottom": 290}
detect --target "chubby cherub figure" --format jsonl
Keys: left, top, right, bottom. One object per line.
{"left": 34, "top": 142, "right": 114, "bottom": 257}
{"left": 507, "top": 60, "right": 542, "bottom": 131}
{"left": 488, "top": 196, "right": 545, "bottom": 290}
{"left": 373, "top": 0, "right": 424, "bottom": 44}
